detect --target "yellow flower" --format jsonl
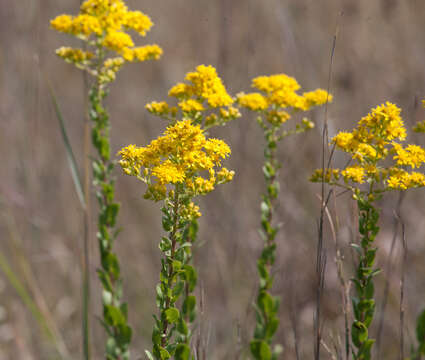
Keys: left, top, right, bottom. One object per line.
{"left": 315, "top": 102, "right": 425, "bottom": 192}
{"left": 152, "top": 160, "right": 185, "bottom": 185}
{"left": 359, "top": 102, "right": 406, "bottom": 142}
{"left": 178, "top": 99, "right": 205, "bottom": 112}
{"left": 393, "top": 143, "right": 425, "bottom": 169}
{"left": 146, "top": 101, "right": 170, "bottom": 115}
{"left": 124, "top": 11, "right": 153, "bottom": 36}
{"left": 341, "top": 166, "right": 365, "bottom": 184}
{"left": 333, "top": 132, "right": 354, "bottom": 151}
{"left": 102, "top": 30, "right": 134, "bottom": 52}
{"left": 302, "top": 89, "right": 332, "bottom": 108}
{"left": 71, "top": 14, "right": 102, "bottom": 36}
{"left": 236, "top": 92, "right": 268, "bottom": 111}
{"left": 56, "top": 47, "right": 94, "bottom": 63}
{"left": 252, "top": 74, "right": 300, "bottom": 93}
{"left": 119, "top": 120, "right": 234, "bottom": 200}
{"left": 185, "top": 65, "right": 233, "bottom": 107}
{"left": 132, "top": 45, "right": 162, "bottom": 61}
{"left": 51, "top": 0, "right": 162, "bottom": 73}
{"left": 168, "top": 83, "right": 193, "bottom": 98}
{"left": 50, "top": 15, "right": 73, "bottom": 33}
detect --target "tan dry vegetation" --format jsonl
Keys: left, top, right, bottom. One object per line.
{"left": 1, "top": 0, "right": 425, "bottom": 359}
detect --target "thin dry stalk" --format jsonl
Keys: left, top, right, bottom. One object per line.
{"left": 289, "top": 283, "right": 300, "bottom": 360}
{"left": 323, "top": 194, "right": 351, "bottom": 360}
{"left": 321, "top": 338, "right": 337, "bottom": 360}
{"left": 376, "top": 192, "right": 405, "bottom": 359}
{"left": 315, "top": 12, "right": 341, "bottom": 359}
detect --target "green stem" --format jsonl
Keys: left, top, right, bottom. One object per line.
{"left": 151, "top": 188, "right": 196, "bottom": 360}
{"left": 89, "top": 47, "right": 131, "bottom": 359}
{"left": 351, "top": 190, "right": 380, "bottom": 360}
{"left": 250, "top": 124, "right": 282, "bottom": 360}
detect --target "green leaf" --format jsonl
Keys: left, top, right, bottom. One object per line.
{"left": 159, "top": 347, "right": 171, "bottom": 360}
{"left": 174, "top": 344, "right": 190, "bottom": 360}
{"left": 172, "top": 281, "right": 185, "bottom": 300}
{"left": 182, "top": 295, "right": 196, "bottom": 318}
{"left": 183, "top": 265, "right": 197, "bottom": 292}
{"left": 265, "top": 316, "right": 279, "bottom": 339}
{"left": 416, "top": 309, "right": 425, "bottom": 345}
{"left": 116, "top": 324, "right": 132, "bottom": 346}
{"left": 352, "top": 321, "right": 368, "bottom": 348}
{"left": 257, "top": 291, "right": 274, "bottom": 317}
{"left": 104, "top": 203, "right": 120, "bottom": 227}
{"left": 164, "top": 308, "right": 180, "bottom": 324}
{"left": 162, "top": 216, "right": 172, "bottom": 232}
{"left": 177, "top": 317, "right": 188, "bottom": 336}
{"left": 104, "top": 305, "right": 126, "bottom": 326}
{"left": 360, "top": 339, "right": 375, "bottom": 359}
{"left": 172, "top": 260, "right": 182, "bottom": 271}
{"left": 48, "top": 83, "right": 86, "bottom": 209}
{"left": 102, "top": 253, "right": 120, "bottom": 279}
{"left": 250, "top": 340, "right": 272, "bottom": 360}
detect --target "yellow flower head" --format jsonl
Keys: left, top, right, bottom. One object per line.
{"left": 178, "top": 99, "right": 205, "bottom": 113}
{"left": 149, "top": 65, "right": 239, "bottom": 128}
{"left": 238, "top": 73, "right": 331, "bottom": 134}
{"left": 119, "top": 120, "right": 234, "bottom": 201}
{"left": 341, "top": 166, "right": 365, "bottom": 184}
{"left": 51, "top": 0, "right": 162, "bottom": 75}
{"left": 236, "top": 92, "right": 268, "bottom": 111}
{"left": 314, "top": 102, "right": 425, "bottom": 193}
{"left": 56, "top": 47, "right": 94, "bottom": 64}
{"left": 252, "top": 74, "right": 301, "bottom": 94}
{"left": 185, "top": 65, "right": 233, "bottom": 108}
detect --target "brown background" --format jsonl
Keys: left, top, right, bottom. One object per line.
{"left": 1, "top": 0, "right": 425, "bottom": 359}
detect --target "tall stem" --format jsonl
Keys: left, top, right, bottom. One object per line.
{"left": 351, "top": 190, "right": 380, "bottom": 360}
{"left": 89, "top": 47, "right": 131, "bottom": 359}
{"left": 250, "top": 124, "right": 282, "bottom": 359}
{"left": 151, "top": 188, "right": 197, "bottom": 360}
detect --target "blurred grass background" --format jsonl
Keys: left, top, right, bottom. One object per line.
{"left": 1, "top": 0, "right": 425, "bottom": 359}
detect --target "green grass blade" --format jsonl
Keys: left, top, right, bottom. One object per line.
{"left": 47, "top": 82, "right": 86, "bottom": 210}
{"left": 0, "top": 252, "right": 63, "bottom": 358}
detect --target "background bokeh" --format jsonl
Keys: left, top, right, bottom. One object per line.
{"left": 1, "top": 0, "right": 425, "bottom": 359}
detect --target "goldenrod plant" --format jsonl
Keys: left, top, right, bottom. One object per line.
{"left": 311, "top": 102, "right": 425, "bottom": 359}
{"left": 135, "top": 65, "right": 238, "bottom": 359}
{"left": 119, "top": 119, "right": 234, "bottom": 360}
{"left": 50, "top": 1, "right": 162, "bottom": 358}
{"left": 237, "top": 74, "right": 331, "bottom": 359}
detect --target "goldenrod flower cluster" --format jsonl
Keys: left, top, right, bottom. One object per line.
{"left": 311, "top": 102, "right": 425, "bottom": 191}
{"left": 146, "top": 65, "right": 240, "bottom": 128}
{"left": 237, "top": 74, "right": 332, "bottom": 124}
{"left": 119, "top": 120, "right": 234, "bottom": 207}
{"left": 51, "top": 0, "right": 162, "bottom": 82}
{"left": 56, "top": 47, "right": 94, "bottom": 68}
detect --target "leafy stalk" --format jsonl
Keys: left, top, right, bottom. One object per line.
{"left": 250, "top": 117, "right": 283, "bottom": 360}
{"left": 147, "top": 186, "right": 197, "bottom": 360}
{"left": 350, "top": 189, "right": 380, "bottom": 360}
{"left": 89, "top": 46, "right": 131, "bottom": 359}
